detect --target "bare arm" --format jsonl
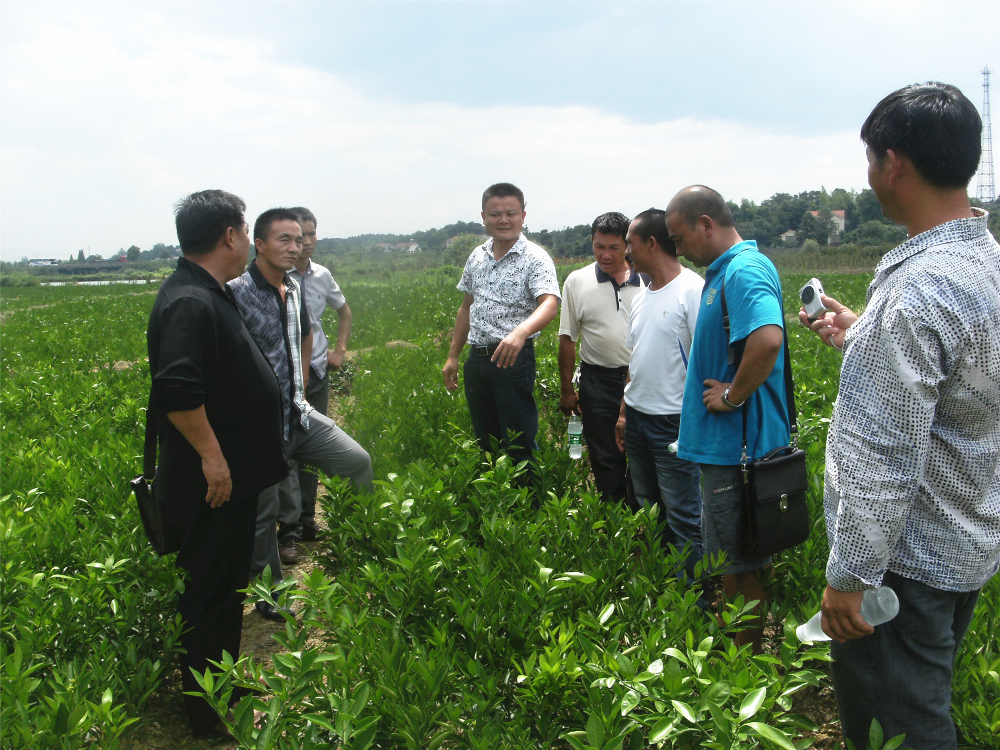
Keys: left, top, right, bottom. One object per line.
{"left": 492, "top": 294, "right": 559, "bottom": 368}
{"left": 557, "top": 334, "right": 580, "bottom": 415}
{"left": 166, "top": 405, "right": 231, "bottom": 507}
{"left": 328, "top": 303, "right": 353, "bottom": 370}
{"left": 703, "top": 324, "right": 783, "bottom": 413}
{"left": 442, "top": 294, "right": 473, "bottom": 391}
{"left": 615, "top": 373, "right": 631, "bottom": 452}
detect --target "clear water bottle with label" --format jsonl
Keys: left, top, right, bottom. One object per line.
{"left": 567, "top": 415, "right": 583, "bottom": 459}
{"left": 795, "top": 586, "right": 899, "bottom": 643}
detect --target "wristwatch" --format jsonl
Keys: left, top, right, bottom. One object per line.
{"left": 722, "top": 386, "right": 744, "bottom": 409}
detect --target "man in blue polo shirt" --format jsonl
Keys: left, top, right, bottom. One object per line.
{"left": 666, "top": 185, "right": 789, "bottom": 654}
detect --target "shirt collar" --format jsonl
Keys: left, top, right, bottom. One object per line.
{"left": 707, "top": 240, "right": 758, "bottom": 279}
{"left": 290, "top": 260, "right": 313, "bottom": 279}
{"left": 871, "top": 208, "right": 990, "bottom": 292}
{"left": 249, "top": 259, "right": 295, "bottom": 292}
{"left": 595, "top": 263, "right": 644, "bottom": 287}
{"left": 176, "top": 256, "right": 228, "bottom": 295}
{"left": 484, "top": 233, "right": 527, "bottom": 258}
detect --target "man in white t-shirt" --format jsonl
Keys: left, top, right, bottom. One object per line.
{"left": 558, "top": 212, "right": 644, "bottom": 503}
{"left": 615, "top": 208, "right": 704, "bottom": 586}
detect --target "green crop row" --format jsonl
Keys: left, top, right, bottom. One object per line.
{"left": 1, "top": 273, "right": 996, "bottom": 748}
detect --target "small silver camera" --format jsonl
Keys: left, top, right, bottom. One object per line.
{"left": 799, "top": 277, "right": 827, "bottom": 321}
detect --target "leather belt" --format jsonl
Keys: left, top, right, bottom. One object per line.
{"left": 470, "top": 339, "right": 534, "bottom": 357}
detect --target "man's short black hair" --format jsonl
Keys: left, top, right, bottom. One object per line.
{"left": 290, "top": 206, "right": 317, "bottom": 227}
{"left": 174, "top": 189, "right": 246, "bottom": 257}
{"left": 591, "top": 212, "right": 630, "bottom": 241}
{"left": 632, "top": 208, "right": 676, "bottom": 256}
{"left": 254, "top": 208, "right": 303, "bottom": 242}
{"left": 667, "top": 185, "right": 735, "bottom": 229}
{"left": 860, "top": 82, "right": 982, "bottom": 189}
{"left": 482, "top": 183, "right": 525, "bottom": 211}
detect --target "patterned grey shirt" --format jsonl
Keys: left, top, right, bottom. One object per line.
{"left": 825, "top": 209, "right": 1000, "bottom": 593}
{"left": 228, "top": 263, "right": 312, "bottom": 440}
{"left": 457, "top": 233, "right": 560, "bottom": 345}
{"left": 290, "top": 260, "right": 347, "bottom": 380}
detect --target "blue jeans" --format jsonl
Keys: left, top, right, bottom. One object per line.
{"left": 624, "top": 407, "right": 704, "bottom": 584}
{"left": 830, "top": 570, "right": 981, "bottom": 750}
{"left": 463, "top": 342, "right": 538, "bottom": 477}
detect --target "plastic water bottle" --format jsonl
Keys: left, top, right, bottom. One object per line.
{"left": 795, "top": 586, "right": 899, "bottom": 643}
{"left": 668, "top": 441, "right": 678, "bottom": 454}
{"left": 567, "top": 415, "right": 583, "bottom": 459}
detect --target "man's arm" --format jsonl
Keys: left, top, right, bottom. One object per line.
{"left": 166, "top": 405, "right": 232, "bottom": 507}
{"left": 442, "top": 294, "right": 473, "bottom": 391}
{"left": 558, "top": 334, "right": 581, "bottom": 415}
{"left": 702, "top": 324, "right": 783, "bottom": 413}
{"left": 301, "top": 331, "right": 313, "bottom": 389}
{"left": 491, "top": 294, "right": 559, "bottom": 368}
{"left": 328, "top": 302, "right": 352, "bottom": 370}
{"left": 614, "top": 374, "right": 631, "bottom": 452}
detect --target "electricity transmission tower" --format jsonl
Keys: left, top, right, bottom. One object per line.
{"left": 978, "top": 66, "right": 995, "bottom": 202}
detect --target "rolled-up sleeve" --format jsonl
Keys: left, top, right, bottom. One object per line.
{"left": 152, "top": 297, "right": 216, "bottom": 413}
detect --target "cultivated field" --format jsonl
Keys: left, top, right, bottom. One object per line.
{"left": 1, "top": 270, "right": 998, "bottom": 749}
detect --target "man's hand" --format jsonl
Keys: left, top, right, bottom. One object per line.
{"left": 491, "top": 329, "right": 528, "bottom": 368}
{"left": 799, "top": 294, "right": 858, "bottom": 351}
{"left": 703, "top": 379, "right": 735, "bottom": 414}
{"left": 202, "top": 452, "right": 232, "bottom": 508}
{"left": 820, "top": 585, "right": 873, "bottom": 642}
{"left": 328, "top": 348, "right": 346, "bottom": 370}
{"left": 615, "top": 412, "right": 627, "bottom": 452}
{"left": 442, "top": 357, "right": 460, "bottom": 392}
{"left": 559, "top": 389, "right": 581, "bottom": 416}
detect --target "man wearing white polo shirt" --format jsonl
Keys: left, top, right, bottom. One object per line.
{"left": 558, "top": 212, "right": 643, "bottom": 503}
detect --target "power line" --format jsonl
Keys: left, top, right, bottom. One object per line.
{"left": 978, "top": 66, "right": 995, "bottom": 202}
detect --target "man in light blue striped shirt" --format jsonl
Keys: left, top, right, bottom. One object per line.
{"left": 802, "top": 82, "right": 1000, "bottom": 749}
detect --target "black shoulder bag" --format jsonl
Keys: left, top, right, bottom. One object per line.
{"left": 130, "top": 394, "right": 180, "bottom": 556}
{"left": 720, "top": 279, "right": 810, "bottom": 557}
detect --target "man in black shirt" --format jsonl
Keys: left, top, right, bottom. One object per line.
{"left": 147, "top": 190, "right": 287, "bottom": 738}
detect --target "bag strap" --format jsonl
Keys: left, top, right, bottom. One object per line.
{"left": 719, "top": 274, "right": 798, "bottom": 466}
{"left": 143, "top": 391, "right": 157, "bottom": 481}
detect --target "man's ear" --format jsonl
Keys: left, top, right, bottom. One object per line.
{"left": 254, "top": 237, "right": 264, "bottom": 253}
{"left": 885, "top": 148, "right": 906, "bottom": 187}
{"left": 698, "top": 215, "right": 714, "bottom": 237}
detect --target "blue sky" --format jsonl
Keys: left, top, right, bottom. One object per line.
{"left": 2, "top": 1, "right": 998, "bottom": 261}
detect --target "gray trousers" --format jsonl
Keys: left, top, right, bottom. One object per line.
{"left": 287, "top": 369, "right": 330, "bottom": 534}
{"left": 251, "top": 409, "right": 372, "bottom": 582}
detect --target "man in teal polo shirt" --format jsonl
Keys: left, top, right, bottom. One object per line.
{"left": 666, "top": 185, "right": 789, "bottom": 653}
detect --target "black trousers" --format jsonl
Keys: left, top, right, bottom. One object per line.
{"left": 163, "top": 489, "right": 258, "bottom": 735}
{"left": 578, "top": 362, "right": 630, "bottom": 502}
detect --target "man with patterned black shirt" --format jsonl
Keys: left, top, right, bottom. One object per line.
{"left": 441, "top": 183, "right": 560, "bottom": 484}
{"left": 229, "top": 208, "right": 372, "bottom": 620}
{"left": 801, "top": 83, "right": 1000, "bottom": 748}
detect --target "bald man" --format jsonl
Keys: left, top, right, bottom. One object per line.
{"left": 667, "top": 185, "right": 790, "bottom": 654}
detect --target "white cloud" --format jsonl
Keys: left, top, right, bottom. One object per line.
{"left": 1, "top": 8, "right": 870, "bottom": 260}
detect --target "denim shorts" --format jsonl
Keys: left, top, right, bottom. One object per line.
{"left": 699, "top": 463, "right": 772, "bottom": 575}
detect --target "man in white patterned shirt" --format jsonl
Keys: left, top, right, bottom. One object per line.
{"left": 801, "top": 83, "right": 1000, "bottom": 748}
{"left": 229, "top": 208, "right": 372, "bottom": 620}
{"left": 441, "top": 183, "right": 560, "bottom": 485}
